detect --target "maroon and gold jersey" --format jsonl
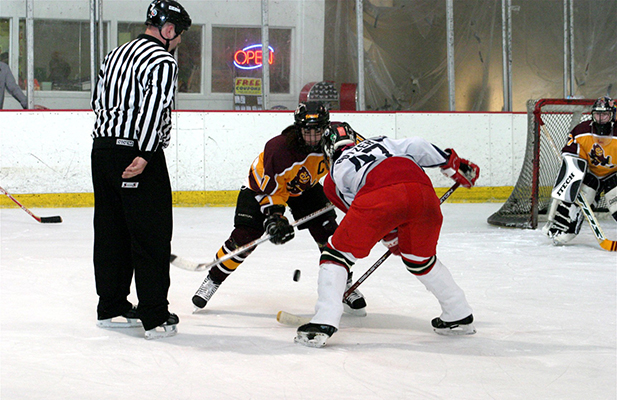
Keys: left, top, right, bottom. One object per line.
{"left": 562, "top": 121, "right": 617, "bottom": 178}
{"left": 247, "top": 133, "right": 328, "bottom": 212}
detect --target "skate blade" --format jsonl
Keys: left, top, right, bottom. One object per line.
{"left": 97, "top": 317, "right": 142, "bottom": 328}
{"left": 343, "top": 304, "right": 367, "bottom": 317}
{"left": 294, "top": 332, "right": 329, "bottom": 348}
{"left": 144, "top": 324, "right": 178, "bottom": 340}
{"left": 433, "top": 323, "right": 476, "bottom": 336}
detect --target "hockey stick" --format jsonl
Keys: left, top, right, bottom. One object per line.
{"left": 575, "top": 192, "right": 617, "bottom": 251}
{"left": 277, "top": 182, "right": 461, "bottom": 326}
{"left": 0, "top": 186, "right": 62, "bottom": 223}
{"left": 172, "top": 203, "right": 336, "bottom": 271}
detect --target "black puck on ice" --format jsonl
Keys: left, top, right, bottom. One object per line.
{"left": 293, "top": 269, "right": 301, "bottom": 282}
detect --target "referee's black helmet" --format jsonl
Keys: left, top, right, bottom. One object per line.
{"left": 146, "top": 0, "right": 192, "bottom": 34}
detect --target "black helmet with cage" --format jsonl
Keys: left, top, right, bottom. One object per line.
{"left": 591, "top": 96, "right": 616, "bottom": 136}
{"left": 321, "top": 122, "right": 357, "bottom": 168}
{"left": 294, "top": 101, "right": 330, "bottom": 130}
{"left": 146, "top": 0, "right": 192, "bottom": 48}
{"left": 292, "top": 101, "right": 330, "bottom": 153}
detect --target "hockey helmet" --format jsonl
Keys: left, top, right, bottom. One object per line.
{"left": 322, "top": 122, "right": 357, "bottom": 167}
{"left": 294, "top": 101, "right": 330, "bottom": 130}
{"left": 591, "top": 96, "right": 615, "bottom": 136}
{"left": 146, "top": 0, "right": 192, "bottom": 35}
{"left": 293, "top": 102, "right": 330, "bottom": 152}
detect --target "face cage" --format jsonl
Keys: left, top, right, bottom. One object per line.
{"left": 294, "top": 126, "right": 324, "bottom": 154}
{"left": 592, "top": 110, "right": 614, "bottom": 125}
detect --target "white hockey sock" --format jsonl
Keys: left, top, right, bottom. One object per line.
{"left": 415, "top": 259, "right": 472, "bottom": 322}
{"left": 311, "top": 262, "right": 347, "bottom": 329}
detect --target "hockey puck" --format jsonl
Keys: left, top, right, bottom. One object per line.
{"left": 293, "top": 269, "right": 301, "bottom": 282}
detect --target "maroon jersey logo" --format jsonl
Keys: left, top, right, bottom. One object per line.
{"left": 589, "top": 143, "right": 614, "bottom": 168}
{"left": 287, "top": 166, "right": 312, "bottom": 194}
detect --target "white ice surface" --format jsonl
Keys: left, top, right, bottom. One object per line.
{"left": 1, "top": 203, "right": 615, "bottom": 400}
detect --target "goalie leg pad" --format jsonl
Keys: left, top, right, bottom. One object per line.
{"left": 599, "top": 173, "right": 617, "bottom": 221}
{"left": 579, "top": 183, "right": 598, "bottom": 206}
{"left": 542, "top": 200, "right": 583, "bottom": 245}
{"left": 605, "top": 185, "right": 617, "bottom": 221}
{"left": 551, "top": 155, "right": 587, "bottom": 203}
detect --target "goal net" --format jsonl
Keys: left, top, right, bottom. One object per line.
{"left": 487, "top": 98, "right": 607, "bottom": 229}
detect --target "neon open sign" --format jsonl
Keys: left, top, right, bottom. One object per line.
{"left": 234, "top": 44, "right": 275, "bottom": 70}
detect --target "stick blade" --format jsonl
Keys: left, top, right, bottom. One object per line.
{"left": 169, "top": 254, "right": 207, "bottom": 271}
{"left": 276, "top": 311, "right": 311, "bottom": 326}
{"left": 599, "top": 239, "right": 617, "bottom": 252}
{"left": 40, "top": 216, "right": 62, "bottom": 223}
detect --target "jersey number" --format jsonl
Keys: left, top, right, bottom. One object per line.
{"left": 347, "top": 142, "right": 392, "bottom": 171}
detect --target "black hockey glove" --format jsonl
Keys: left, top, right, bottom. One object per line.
{"left": 264, "top": 206, "right": 295, "bottom": 245}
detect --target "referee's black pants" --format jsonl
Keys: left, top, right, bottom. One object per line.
{"left": 91, "top": 144, "right": 173, "bottom": 331}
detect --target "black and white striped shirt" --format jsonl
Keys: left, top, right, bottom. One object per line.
{"left": 91, "top": 34, "right": 177, "bottom": 155}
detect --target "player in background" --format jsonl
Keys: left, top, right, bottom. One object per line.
{"left": 192, "top": 102, "right": 367, "bottom": 315}
{"left": 295, "top": 122, "right": 479, "bottom": 347}
{"left": 543, "top": 96, "right": 617, "bottom": 244}
{"left": 0, "top": 51, "right": 47, "bottom": 110}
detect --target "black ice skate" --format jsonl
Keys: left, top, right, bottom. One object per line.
{"left": 294, "top": 323, "right": 338, "bottom": 348}
{"left": 144, "top": 313, "right": 179, "bottom": 340}
{"left": 343, "top": 272, "right": 367, "bottom": 316}
{"left": 96, "top": 306, "right": 142, "bottom": 328}
{"left": 431, "top": 314, "right": 476, "bottom": 335}
{"left": 192, "top": 275, "right": 221, "bottom": 311}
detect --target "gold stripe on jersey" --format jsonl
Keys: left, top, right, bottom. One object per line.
{"left": 250, "top": 155, "right": 270, "bottom": 191}
{"left": 569, "top": 134, "right": 617, "bottom": 177}
{"left": 250, "top": 152, "right": 328, "bottom": 208}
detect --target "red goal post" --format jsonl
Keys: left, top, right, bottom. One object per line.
{"left": 487, "top": 98, "right": 605, "bottom": 229}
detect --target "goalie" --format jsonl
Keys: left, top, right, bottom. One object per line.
{"left": 543, "top": 96, "right": 617, "bottom": 244}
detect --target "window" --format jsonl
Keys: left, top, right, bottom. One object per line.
{"left": 211, "top": 27, "right": 291, "bottom": 93}
{"left": 118, "top": 23, "right": 203, "bottom": 93}
{"left": 18, "top": 19, "right": 103, "bottom": 91}
{"left": 0, "top": 19, "right": 9, "bottom": 62}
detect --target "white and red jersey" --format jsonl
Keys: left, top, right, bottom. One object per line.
{"left": 324, "top": 136, "right": 449, "bottom": 210}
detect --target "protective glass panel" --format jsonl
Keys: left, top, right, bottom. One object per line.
{"left": 0, "top": 19, "right": 9, "bottom": 60}
{"left": 211, "top": 27, "right": 291, "bottom": 94}
{"left": 118, "top": 22, "right": 203, "bottom": 93}
{"left": 18, "top": 19, "right": 99, "bottom": 91}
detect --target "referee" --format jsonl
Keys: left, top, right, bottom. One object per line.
{"left": 90, "top": 0, "right": 191, "bottom": 339}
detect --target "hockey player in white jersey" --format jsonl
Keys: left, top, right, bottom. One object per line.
{"left": 295, "top": 122, "right": 479, "bottom": 347}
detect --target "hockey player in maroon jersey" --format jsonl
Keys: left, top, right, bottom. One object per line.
{"left": 192, "top": 102, "right": 367, "bottom": 314}
{"left": 295, "top": 122, "right": 479, "bottom": 347}
{"left": 543, "top": 96, "right": 617, "bottom": 244}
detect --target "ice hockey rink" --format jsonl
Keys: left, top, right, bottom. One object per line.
{"left": 1, "top": 203, "right": 615, "bottom": 400}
